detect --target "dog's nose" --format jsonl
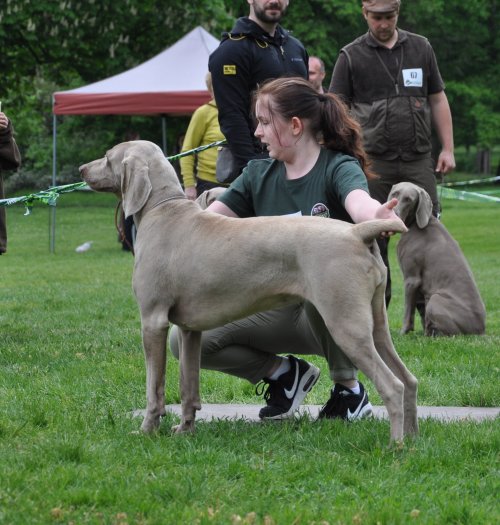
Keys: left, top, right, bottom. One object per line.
{"left": 79, "top": 164, "right": 87, "bottom": 177}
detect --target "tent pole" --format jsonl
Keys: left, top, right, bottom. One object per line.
{"left": 161, "top": 115, "right": 167, "bottom": 155}
{"left": 50, "top": 111, "right": 57, "bottom": 253}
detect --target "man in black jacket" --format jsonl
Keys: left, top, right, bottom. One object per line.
{"left": 209, "top": 0, "right": 308, "bottom": 182}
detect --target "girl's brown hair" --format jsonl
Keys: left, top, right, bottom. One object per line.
{"left": 253, "top": 77, "right": 376, "bottom": 179}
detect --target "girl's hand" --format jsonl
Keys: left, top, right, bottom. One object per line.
{"left": 184, "top": 186, "right": 197, "bottom": 201}
{"left": 375, "top": 197, "right": 398, "bottom": 219}
{"left": 376, "top": 198, "right": 405, "bottom": 237}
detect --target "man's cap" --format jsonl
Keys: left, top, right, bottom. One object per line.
{"left": 362, "top": 0, "right": 401, "bottom": 13}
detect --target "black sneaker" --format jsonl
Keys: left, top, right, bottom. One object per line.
{"left": 256, "top": 355, "right": 320, "bottom": 420}
{"left": 318, "top": 382, "right": 373, "bottom": 421}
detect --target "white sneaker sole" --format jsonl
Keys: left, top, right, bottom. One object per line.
{"left": 262, "top": 364, "right": 321, "bottom": 420}
{"left": 347, "top": 401, "right": 373, "bottom": 421}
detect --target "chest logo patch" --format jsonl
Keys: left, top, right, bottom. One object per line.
{"left": 402, "top": 68, "right": 423, "bottom": 87}
{"left": 311, "top": 202, "right": 330, "bottom": 218}
{"left": 223, "top": 65, "right": 237, "bottom": 75}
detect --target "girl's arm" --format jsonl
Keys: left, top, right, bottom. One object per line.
{"left": 206, "top": 200, "right": 240, "bottom": 218}
{"left": 344, "top": 189, "right": 404, "bottom": 233}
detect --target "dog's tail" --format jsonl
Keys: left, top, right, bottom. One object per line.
{"left": 353, "top": 219, "right": 407, "bottom": 244}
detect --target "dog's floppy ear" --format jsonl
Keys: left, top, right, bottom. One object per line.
{"left": 121, "top": 155, "right": 152, "bottom": 218}
{"left": 415, "top": 186, "right": 433, "bottom": 229}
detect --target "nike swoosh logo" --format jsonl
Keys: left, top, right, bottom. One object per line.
{"left": 284, "top": 364, "right": 299, "bottom": 399}
{"left": 347, "top": 392, "right": 366, "bottom": 420}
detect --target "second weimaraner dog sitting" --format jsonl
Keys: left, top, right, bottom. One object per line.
{"left": 80, "top": 140, "right": 418, "bottom": 444}
{"left": 388, "top": 182, "right": 486, "bottom": 336}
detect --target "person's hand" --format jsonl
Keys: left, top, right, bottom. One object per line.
{"left": 435, "top": 150, "right": 455, "bottom": 175}
{"left": 184, "top": 186, "right": 197, "bottom": 201}
{"left": 375, "top": 198, "right": 406, "bottom": 237}
{"left": 374, "top": 197, "right": 398, "bottom": 220}
{"left": 0, "top": 112, "right": 9, "bottom": 130}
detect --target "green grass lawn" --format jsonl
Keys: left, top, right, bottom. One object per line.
{"left": 1, "top": 190, "right": 499, "bottom": 524}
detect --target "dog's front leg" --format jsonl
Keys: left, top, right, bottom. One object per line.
{"left": 140, "top": 325, "right": 168, "bottom": 433}
{"left": 401, "top": 277, "right": 421, "bottom": 334}
{"left": 173, "top": 329, "right": 202, "bottom": 434}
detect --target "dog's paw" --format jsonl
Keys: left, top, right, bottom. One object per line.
{"left": 388, "top": 438, "right": 406, "bottom": 451}
{"left": 140, "top": 416, "right": 160, "bottom": 434}
{"left": 171, "top": 421, "right": 195, "bottom": 434}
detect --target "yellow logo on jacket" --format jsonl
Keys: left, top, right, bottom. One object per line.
{"left": 223, "top": 65, "right": 237, "bottom": 75}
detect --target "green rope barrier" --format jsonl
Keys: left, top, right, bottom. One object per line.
{"left": 0, "top": 182, "right": 90, "bottom": 215}
{"left": 7, "top": 139, "right": 498, "bottom": 212}
{"left": 167, "top": 139, "right": 226, "bottom": 161}
{"left": 438, "top": 186, "right": 500, "bottom": 203}
{"left": 0, "top": 140, "right": 227, "bottom": 213}
{"left": 440, "top": 175, "right": 500, "bottom": 187}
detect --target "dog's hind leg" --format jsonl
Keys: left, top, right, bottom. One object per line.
{"left": 372, "top": 283, "right": 419, "bottom": 437}
{"left": 172, "top": 328, "right": 202, "bottom": 434}
{"left": 424, "top": 295, "right": 458, "bottom": 336}
{"left": 140, "top": 323, "right": 168, "bottom": 433}
{"left": 315, "top": 300, "right": 406, "bottom": 443}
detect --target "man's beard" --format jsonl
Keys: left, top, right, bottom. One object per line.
{"left": 254, "top": 2, "right": 287, "bottom": 24}
{"left": 373, "top": 28, "right": 395, "bottom": 42}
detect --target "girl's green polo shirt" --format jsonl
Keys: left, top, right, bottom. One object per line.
{"left": 219, "top": 147, "right": 369, "bottom": 222}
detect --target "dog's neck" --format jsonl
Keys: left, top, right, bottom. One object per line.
{"left": 404, "top": 213, "right": 417, "bottom": 228}
{"left": 133, "top": 158, "right": 188, "bottom": 227}
{"left": 134, "top": 193, "right": 187, "bottom": 227}
{"left": 149, "top": 194, "right": 187, "bottom": 210}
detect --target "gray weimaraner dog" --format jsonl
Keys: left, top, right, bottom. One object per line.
{"left": 388, "top": 182, "right": 486, "bottom": 336}
{"left": 80, "top": 140, "right": 418, "bottom": 443}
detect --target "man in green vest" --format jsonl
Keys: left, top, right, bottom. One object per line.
{"left": 329, "top": 0, "right": 455, "bottom": 306}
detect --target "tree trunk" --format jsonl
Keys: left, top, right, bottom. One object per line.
{"left": 476, "top": 149, "right": 491, "bottom": 174}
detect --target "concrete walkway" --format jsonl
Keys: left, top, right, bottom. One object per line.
{"left": 133, "top": 404, "right": 499, "bottom": 422}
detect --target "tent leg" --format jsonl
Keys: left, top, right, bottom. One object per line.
{"left": 162, "top": 115, "right": 167, "bottom": 155}
{"left": 50, "top": 113, "right": 57, "bottom": 254}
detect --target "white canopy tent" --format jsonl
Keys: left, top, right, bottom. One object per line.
{"left": 53, "top": 26, "right": 219, "bottom": 116}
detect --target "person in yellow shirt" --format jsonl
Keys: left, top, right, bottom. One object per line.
{"left": 180, "top": 73, "right": 226, "bottom": 200}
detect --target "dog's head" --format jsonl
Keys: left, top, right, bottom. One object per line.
{"left": 388, "top": 182, "right": 433, "bottom": 229}
{"left": 80, "top": 140, "right": 175, "bottom": 218}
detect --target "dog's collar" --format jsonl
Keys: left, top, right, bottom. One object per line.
{"left": 150, "top": 194, "right": 187, "bottom": 210}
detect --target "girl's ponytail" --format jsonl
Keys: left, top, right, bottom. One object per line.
{"left": 319, "top": 94, "right": 376, "bottom": 180}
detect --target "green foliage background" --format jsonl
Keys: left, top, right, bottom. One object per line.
{"left": 1, "top": 0, "right": 499, "bottom": 185}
